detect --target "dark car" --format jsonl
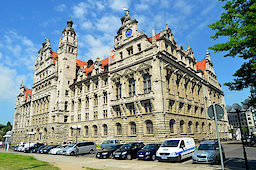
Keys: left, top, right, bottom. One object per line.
{"left": 24, "top": 143, "right": 44, "bottom": 153}
{"left": 137, "top": 144, "right": 161, "bottom": 161}
{"left": 40, "top": 145, "right": 58, "bottom": 154}
{"left": 96, "top": 144, "right": 123, "bottom": 159}
{"left": 113, "top": 142, "right": 145, "bottom": 160}
{"left": 32, "top": 145, "right": 45, "bottom": 153}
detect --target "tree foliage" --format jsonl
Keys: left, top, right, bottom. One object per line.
{"left": 0, "top": 122, "right": 12, "bottom": 141}
{"left": 209, "top": 0, "right": 256, "bottom": 105}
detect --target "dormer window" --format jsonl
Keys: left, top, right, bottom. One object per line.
{"left": 127, "top": 46, "right": 133, "bottom": 55}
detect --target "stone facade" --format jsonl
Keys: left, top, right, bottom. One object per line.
{"left": 12, "top": 11, "right": 229, "bottom": 145}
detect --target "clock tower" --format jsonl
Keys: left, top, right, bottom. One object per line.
{"left": 114, "top": 9, "right": 141, "bottom": 49}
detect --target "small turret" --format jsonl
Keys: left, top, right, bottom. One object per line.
{"left": 206, "top": 50, "right": 211, "bottom": 61}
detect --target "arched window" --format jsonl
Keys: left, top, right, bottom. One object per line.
{"left": 51, "top": 127, "right": 54, "bottom": 136}
{"left": 70, "top": 127, "right": 73, "bottom": 136}
{"left": 130, "top": 122, "right": 136, "bottom": 135}
{"left": 103, "top": 124, "right": 108, "bottom": 136}
{"left": 195, "top": 122, "right": 199, "bottom": 133}
{"left": 209, "top": 123, "right": 212, "bottom": 133}
{"left": 180, "top": 120, "right": 184, "bottom": 133}
{"left": 170, "top": 119, "right": 175, "bottom": 133}
{"left": 116, "top": 123, "right": 122, "bottom": 135}
{"left": 145, "top": 120, "right": 153, "bottom": 134}
{"left": 84, "top": 126, "right": 89, "bottom": 136}
{"left": 188, "top": 121, "right": 192, "bottom": 134}
{"left": 202, "top": 122, "right": 205, "bottom": 133}
{"left": 92, "top": 125, "right": 97, "bottom": 136}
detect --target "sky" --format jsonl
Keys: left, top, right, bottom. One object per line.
{"left": 0, "top": 0, "right": 250, "bottom": 125}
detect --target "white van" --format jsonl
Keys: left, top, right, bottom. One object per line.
{"left": 65, "top": 141, "right": 96, "bottom": 156}
{"left": 156, "top": 138, "right": 196, "bottom": 162}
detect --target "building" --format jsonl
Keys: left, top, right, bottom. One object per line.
{"left": 228, "top": 110, "right": 255, "bottom": 135}
{"left": 12, "top": 10, "right": 229, "bottom": 145}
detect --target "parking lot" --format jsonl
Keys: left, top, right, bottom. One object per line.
{"left": 1, "top": 141, "right": 256, "bottom": 170}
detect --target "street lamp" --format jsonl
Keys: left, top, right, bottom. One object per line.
{"left": 226, "top": 103, "right": 249, "bottom": 170}
{"left": 71, "top": 125, "right": 81, "bottom": 157}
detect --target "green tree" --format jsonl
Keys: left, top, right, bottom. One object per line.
{"left": 209, "top": 0, "right": 256, "bottom": 106}
{"left": 0, "top": 122, "right": 12, "bottom": 141}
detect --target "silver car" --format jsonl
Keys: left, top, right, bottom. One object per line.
{"left": 65, "top": 141, "right": 96, "bottom": 156}
{"left": 192, "top": 140, "right": 225, "bottom": 164}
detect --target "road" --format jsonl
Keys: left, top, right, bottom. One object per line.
{"left": 1, "top": 141, "right": 255, "bottom": 170}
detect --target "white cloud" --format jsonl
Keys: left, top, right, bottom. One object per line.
{"left": 55, "top": 4, "right": 66, "bottom": 12}
{"left": 0, "top": 64, "right": 27, "bottom": 100}
{"left": 110, "top": 0, "right": 130, "bottom": 11}
{"left": 201, "top": 1, "right": 217, "bottom": 16}
{"left": 73, "top": 2, "right": 88, "bottom": 19}
{"left": 81, "top": 21, "right": 93, "bottom": 30}
{"left": 173, "top": 0, "right": 193, "bottom": 16}
{"left": 135, "top": 3, "right": 149, "bottom": 11}
{"left": 96, "top": 15, "right": 120, "bottom": 33}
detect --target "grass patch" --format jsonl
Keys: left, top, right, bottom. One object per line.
{"left": 0, "top": 153, "right": 59, "bottom": 170}
{"left": 82, "top": 167, "right": 103, "bottom": 170}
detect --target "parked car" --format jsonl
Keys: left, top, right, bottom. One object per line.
{"left": 96, "top": 144, "right": 123, "bottom": 159}
{"left": 64, "top": 141, "right": 96, "bottom": 156}
{"left": 24, "top": 143, "right": 44, "bottom": 153}
{"left": 137, "top": 144, "right": 161, "bottom": 161}
{"left": 156, "top": 138, "right": 196, "bottom": 162}
{"left": 17, "top": 143, "right": 26, "bottom": 152}
{"left": 32, "top": 145, "right": 45, "bottom": 153}
{"left": 100, "top": 140, "right": 120, "bottom": 150}
{"left": 113, "top": 142, "right": 145, "bottom": 160}
{"left": 40, "top": 145, "right": 58, "bottom": 154}
{"left": 49, "top": 145, "right": 68, "bottom": 155}
{"left": 192, "top": 140, "right": 225, "bottom": 164}
{"left": 61, "top": 143, "right": 75, "bottom": 155}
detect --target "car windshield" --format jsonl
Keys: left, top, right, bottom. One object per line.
{"left": 103, "top": 140, "right": 111, "bottom": 144}
{"left": 198, "top": 144, "right": 215, "bottom": 150}
{"left": 161, "top": 140, "right": 180, "bottom": 147}
{"left": 119, "top": 144, "right": 132, "bottom": 150}
{"left": 143, "top": 144, "right": 157, "bottom": 149}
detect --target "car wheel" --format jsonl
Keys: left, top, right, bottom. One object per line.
{"left": 127, "top": 154, "right": 132, "bottom": 160}
{"left": 70, "top": 152, "right": 75, "bottom": 156}
{"left": 89, "top": 149, "right": 94, "bottom": 154}
{"left": 177, "top": 154, "right": 182, "bottom": 162}
{"left": 152, "top": 155, "right": 156, "bottom": 161}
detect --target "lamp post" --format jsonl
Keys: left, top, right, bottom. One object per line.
{"left": 72, "top": 125, "right": 81, "bottom": 157}
{"left": 27, "top": 132, "right": 35, "bottom": 150}
{"left": 226, "top": 103, "right": 249, "bottom": 170}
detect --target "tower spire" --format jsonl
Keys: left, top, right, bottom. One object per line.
{"left": 152, "top": 25, "right": 156, "bottom": 45}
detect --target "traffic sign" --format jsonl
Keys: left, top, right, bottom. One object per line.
{"left": 207, "top": 104, "right": 224, "bottom": 120}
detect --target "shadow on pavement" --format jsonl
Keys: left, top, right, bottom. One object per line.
{"left": 222, "top": 158, "right": 256, "bottom": 170}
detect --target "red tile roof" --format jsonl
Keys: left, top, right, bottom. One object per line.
{"left": 196, "top": 60, "right": 206, "bottom": 73}
{"left": 51, "top": 51, "right": 58, "bottom": 64}
{"left": 147, "top": 33, "right": 161, "bottom": 43}
{"left": 24, "top": 88, "right": 32, "bottom": 100}
{"left": 50, "top": 51, "right": 115, "bottom": 76}
{"left": 76, "top": 59, "right": 87, "bottom": 68}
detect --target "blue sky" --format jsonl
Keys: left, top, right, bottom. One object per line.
{"left": 0, "top": 0, "right": 250, "bottom": 125}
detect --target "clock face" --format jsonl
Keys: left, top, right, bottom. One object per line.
{"left": 125, "top": 29, "right": 132, "bottom": 38}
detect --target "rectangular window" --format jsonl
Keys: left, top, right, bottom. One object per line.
{"left": 114, "top": 106, "right": 121, "bottom": 117}
{"left": 85, "top": 113, "right": 89, "bottom": 120}
{"left": 64, "top": 116, "right": 68, "bottom": 123}
{"left": 64, "top": 101, "right": 68, "bottom": 111}
{"left": 103, "top": 110, "right": 108, "bottom": 119}
{"left": 143, "top": 74, "right": 151, "bottom": 94}
{"left": 143, "top": 100, "right": 152, "bottom": 113}
{"left": 94, "top": 94, "right": 98, "bottom": 105}
{"left": 103, "top": 92, "right": 108, "bottom": 104}
{"left": 137, "top": 43, "right": 141, "bottom": 52}
{"left": 71, "top": 115, "right": 74, "bottom": 122}
{"left": 65, "top": 90, "right": 69, "bottom": 96}
{"left": 120, "top": 51, "right": 123, "bottom": 59}
{"left": 71, "top": 101, "right": 74, "bottom": 111}
{"left": 116, "top": 82, "right": 121, "bottom": 99}
{"left": 94, "top": 111, "right": 98, "bottom": 120}
{"left": 78, "top": 99, "right": 81, "bottom": 112}
{"left": 127, "top": 46, "right": 133, "bottom": 55}
{"left": 128, "top": 104, "right": 135, "bottom": 115}
{"left": 78, "top": 114, "right": 81, "bottom": 122}
{"left": 129, "top": 78, "right": 135, "bottom": 97}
